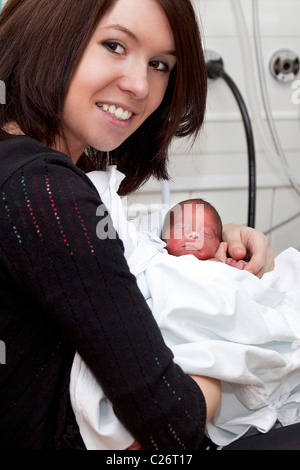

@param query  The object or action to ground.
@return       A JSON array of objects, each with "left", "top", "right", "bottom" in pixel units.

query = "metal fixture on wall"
[{"left": 269, "top": 49, "right": 300, "bottom": 83}]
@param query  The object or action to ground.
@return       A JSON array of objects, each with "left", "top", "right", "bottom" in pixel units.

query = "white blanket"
[{"left": 70, "top": 167, "right": 300, "bottom": 449}]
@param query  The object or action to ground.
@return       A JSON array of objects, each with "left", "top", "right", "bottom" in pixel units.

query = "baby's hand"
[{"left": 226, "top": 258, "right": 248, "bottom": 270}]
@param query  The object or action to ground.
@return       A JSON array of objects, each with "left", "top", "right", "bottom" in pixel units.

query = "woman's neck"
[
  {"left": 3, "top": 122, "right": 24, "bottom": 136},
  {"left": 3, "top": 122, "right": 81, "bottom": 165}
]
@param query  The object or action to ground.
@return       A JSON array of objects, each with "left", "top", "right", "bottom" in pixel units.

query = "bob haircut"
[{"left": 0, "top": 0, "right": 207, "bottom": 195}]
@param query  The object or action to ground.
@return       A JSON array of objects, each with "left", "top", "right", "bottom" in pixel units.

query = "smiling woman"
[
  {"left": 0, "top": 0, "right": 207, "bottom": 195},
  {"left": 0, "top": 0, "right": 276, "bottom": 451},
  {"left": 60, "top": 0, "right": 178, "bottom": 162},
  {"left": 0, "top": 0, "right": 210, "bottom": 451}
]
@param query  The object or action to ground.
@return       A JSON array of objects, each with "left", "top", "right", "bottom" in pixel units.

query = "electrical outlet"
[
  {"left": 270, "top": 49, "right": 300, "bottom": 82},
  {"left": 205, "top": 50, "right": 224, "bottom": 66}
]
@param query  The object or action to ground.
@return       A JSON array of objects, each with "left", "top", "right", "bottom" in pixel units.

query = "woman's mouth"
[{"left": 96, "top": 103, "right": 133, "bottom": 121}]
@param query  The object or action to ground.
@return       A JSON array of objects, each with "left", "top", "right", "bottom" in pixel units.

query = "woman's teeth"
[{"left": 98, "top": 103, "right": 133, "bottom": 121}]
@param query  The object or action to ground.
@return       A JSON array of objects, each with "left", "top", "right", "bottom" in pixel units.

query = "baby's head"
[{"left": 161, "top": 198, "right": 222, "bottom": 260}]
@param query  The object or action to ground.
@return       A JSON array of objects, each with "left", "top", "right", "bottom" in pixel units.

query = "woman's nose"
[{"left": 119, "top": 62, "right": 150, "bottom": 99}]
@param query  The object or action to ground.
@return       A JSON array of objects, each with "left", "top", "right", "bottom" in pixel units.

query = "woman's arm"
[
  {"left": 222, "top": 224, "right": 275, "bottom": 278},
  {"left": 190, "top": 375, "right": 221, "bottom": 423},
  {"left": 128, "top": 375, "right": 221, "bottom": 450},
  {"left": 2, "top": 152, "right": 207, "bottom": 450}
]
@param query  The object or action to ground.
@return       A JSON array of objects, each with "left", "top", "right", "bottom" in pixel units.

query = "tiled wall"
[{"left": 128, "top": 0, "right": 300, "bottom": 255}]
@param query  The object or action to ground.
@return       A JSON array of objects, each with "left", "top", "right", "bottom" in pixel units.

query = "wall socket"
[{"left": 270, "top": 49, "right": 300, "bottom": 82}]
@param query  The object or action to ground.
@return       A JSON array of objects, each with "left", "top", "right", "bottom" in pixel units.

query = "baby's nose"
[{"left": 187, "top": 231, "right": 201, "bottom": 240}]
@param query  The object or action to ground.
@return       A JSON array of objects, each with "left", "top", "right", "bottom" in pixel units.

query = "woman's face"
[{"left": 60, "top": 0, "right": 177, "bottom": 161}]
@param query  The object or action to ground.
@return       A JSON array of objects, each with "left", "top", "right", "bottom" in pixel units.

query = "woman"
[{"left": 0, "top": 0, "right": 273, "bottom": 450}]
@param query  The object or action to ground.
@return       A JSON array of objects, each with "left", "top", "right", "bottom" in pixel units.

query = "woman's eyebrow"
[
  {"left": 104, "top": 24, "right": 177, "bottom": 56},
  {"left": 105, "top": 24, "right": 138, "bottom": 41}
]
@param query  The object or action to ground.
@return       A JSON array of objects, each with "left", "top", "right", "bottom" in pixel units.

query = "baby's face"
[{"left": 163, "top": 204, "right": 220, "bottom": 260}]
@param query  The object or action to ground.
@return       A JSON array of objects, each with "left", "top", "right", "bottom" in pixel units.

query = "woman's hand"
[{"left": 222, "top": 224, "right": 275, "bottom": 278}]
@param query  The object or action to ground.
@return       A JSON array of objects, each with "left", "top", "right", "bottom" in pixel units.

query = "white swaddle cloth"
[{"left": 70, "top": 166, "right": 300, "bottom": 449}]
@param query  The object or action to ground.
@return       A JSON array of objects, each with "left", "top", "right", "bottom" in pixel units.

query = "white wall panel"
[
  {"left": 133, "top": 0, "right": 300, "bottom": 255},
  {"left": 268, "top": 187, "right": 300, "bottom": 252}
]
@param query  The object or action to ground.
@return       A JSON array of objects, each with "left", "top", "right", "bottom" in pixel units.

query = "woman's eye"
[
  {"left": 103, "top": 41, "right": 125, "bottom": 55},
  {"left": 150, "top": 60, "right": 169, "bottom": 72}
]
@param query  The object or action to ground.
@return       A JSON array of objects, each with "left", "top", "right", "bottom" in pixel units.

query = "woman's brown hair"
[{"left": 0, "top": 0, "right": 207, "bottom": 195}]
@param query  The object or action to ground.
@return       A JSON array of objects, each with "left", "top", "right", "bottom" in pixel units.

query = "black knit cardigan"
[{"left": 0, "top": 136, "right": 206, "bottom": 450}]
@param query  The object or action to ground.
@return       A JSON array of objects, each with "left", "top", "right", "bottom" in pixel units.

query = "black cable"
[{"left": 206, "top": 60, "right": 256, "bottom": 228}]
